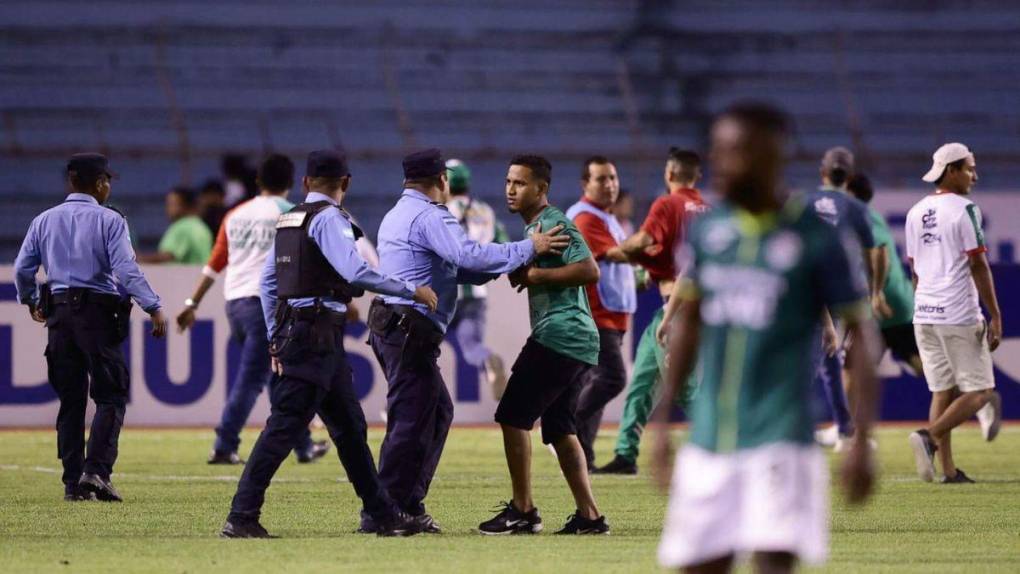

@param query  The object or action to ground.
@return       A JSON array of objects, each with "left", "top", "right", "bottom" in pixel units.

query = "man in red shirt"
[
  {"left": 566, "top": 156, "right": 637, "bottom": 470},
  {"left": 594, "top": 148, "right": 708, "bottom": 475}
]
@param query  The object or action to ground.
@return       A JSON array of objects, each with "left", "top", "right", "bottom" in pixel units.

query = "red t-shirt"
[
  {"left": 634, "top": 187, "right": 708, "bottom": 282},
  {"left": 572, "top": 198, "right": 629, "bottom": 332}
]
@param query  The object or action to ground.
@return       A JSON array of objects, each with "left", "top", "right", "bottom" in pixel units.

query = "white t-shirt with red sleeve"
[
  {"left": 203, "top": 196, "right": 294, "bottom": 301},
  {"left": 905, "top": 191, "right": 987, "bottom": 325}
]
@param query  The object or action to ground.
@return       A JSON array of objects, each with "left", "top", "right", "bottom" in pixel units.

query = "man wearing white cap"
[{"left": 906, "top": 143, "right": 1003, "bottom": 484}]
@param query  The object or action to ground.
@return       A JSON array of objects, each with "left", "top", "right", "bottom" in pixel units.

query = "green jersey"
[
  {"left": 867, "top": 206, "right": 914, "bottom": 328},
  {"left": 682, "top": 198, "right": 868, "bottom": 453},
  {"left": 158, "top": 215, "right": 213, "bottom": 264},
  {"left": 523, "top": 205, "right": 599, "bottom": 366}
]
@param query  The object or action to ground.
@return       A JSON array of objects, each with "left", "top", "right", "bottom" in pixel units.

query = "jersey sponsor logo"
[
  {"left": 922, "top": 232, "right": 942, "bottom": 245},
  {"left": 276, "top": 212, "right": 307, "bottom": 229},
  {"left": 921, "top": 208, "right": 937, "bottom": 230},
  {"left": 813, "top": 197, "right": 839, "bottom": 225},
  {"left": 916, "top": 303, "right": 946, "bottom": 314},
  {"left": 700, "top": 263, "right": 788, "bottom": 329},
  {"left": 703, "top": 221, "right": 738, "bottom": 255},
  {"left": 764, "top": 231, "right": 802, "bottom": 272}
]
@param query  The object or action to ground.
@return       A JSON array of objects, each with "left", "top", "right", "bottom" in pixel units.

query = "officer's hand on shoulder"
[
  {"left": 413, "top": 285, "right": 439, "bottom": 313},
  {"left": 149, "top": 309, "right": 168, "bottom": 339},
  {"left": 529, "top": 222, "right": 570, "bottom": 256}
]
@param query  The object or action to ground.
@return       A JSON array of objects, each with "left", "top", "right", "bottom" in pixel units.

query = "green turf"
[{"left": 0, "top": 426, "right": 1018, "bottom": 573}]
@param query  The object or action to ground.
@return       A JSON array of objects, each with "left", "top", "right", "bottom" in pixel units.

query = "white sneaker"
[
  {"left": 976, "top": 391, "right": 1002, "bottom": 442},
  {"left": 815, "top": 425, "right": 840, "bottom": 448},
  {"left": 834, "top": 436, "right": 878, "bottom": 453}
]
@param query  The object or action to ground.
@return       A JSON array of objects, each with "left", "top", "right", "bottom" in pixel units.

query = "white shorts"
[
  {"left": 915, "top": 322, "right": 995, "bottom": 393},
  {"left": 658, "top": 443, "right": 829, "bottom": 568}
]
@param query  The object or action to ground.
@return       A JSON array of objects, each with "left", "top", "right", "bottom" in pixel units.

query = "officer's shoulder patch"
[{"left": 276, "top": 211, "right": 308, "bottom": 229}]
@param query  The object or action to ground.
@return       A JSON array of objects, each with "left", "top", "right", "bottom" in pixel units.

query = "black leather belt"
[
  {"left": 290, "top": 305, "right": 346, "bottom": 325},
  {"left": 52, "top": 288, "right": 122, "bottom": 307}
]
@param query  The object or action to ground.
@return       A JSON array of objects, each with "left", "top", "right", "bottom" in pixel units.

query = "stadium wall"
[{"left": 1, "top": 192, "right": 1018, "bottom": 427}]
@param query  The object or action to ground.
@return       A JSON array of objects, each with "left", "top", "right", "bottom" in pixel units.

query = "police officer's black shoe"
[
  {"left": 64, "top": 485, "right": 96, "bottom": 502},
  {"left": 414, "top": 513, "right": 442, "bottom": 534},
  {"left": 79, "top": 474, "right": 122, "bottom": 502},
  {"left": 207, "top": 450, "right": 244, "bottom": 465},
  {"left": 592, "top": 455, "right": 638, "bottom": 475},
  {"left": 375, "top": 512, "right": 422, "bottom": 537},
  {"left": 295, "top": 440, "right": 331, "bottom": 463},
  {"left": 220, "top": 519, "right": 277, "bottom": 539},
  {"left": 554, "top": 512, "right": 610, "bottom": 535}
]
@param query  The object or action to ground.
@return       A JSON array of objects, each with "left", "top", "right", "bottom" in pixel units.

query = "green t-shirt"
[
  {"left": 867, "top": 207, "right": 914, "bottom": 328},
  {"left": 683, "top": 199, "right": 868, "bottom": 453},
  {"left": 523, "top": 205, "right": 600, "bottom": 366},
  {"left": 158, "top": 215, "right": 213, "bottom": 264}
]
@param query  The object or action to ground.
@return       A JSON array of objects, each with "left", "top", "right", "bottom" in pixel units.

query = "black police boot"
[
  {"left": 64, "top": 484, "right": 96, "bottom": 502},
  {"left": 79, "top": 474, "right": 123, "bottom": 502},
  {"left": 295, "top": 440, "right": 331, "bottom": 464},
  {"left": 220, "top": 519, "right": 277, "bottom": 539},
  {"left": 207, "top": 450, "right": 244, "bottom": 465}
]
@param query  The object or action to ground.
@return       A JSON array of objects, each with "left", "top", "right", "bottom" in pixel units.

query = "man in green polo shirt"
[
  {"left": 478, "top": 154, "right": 609, "bottom": 536},
  {"left": 139, "top": 186, "right": 213, "bottom": 264},
  {"left": 651, "top": 103, "right": 880, "bottom": 573}
]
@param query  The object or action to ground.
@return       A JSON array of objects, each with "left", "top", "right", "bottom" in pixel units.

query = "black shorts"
[
  {"left": 494, "top": 338, "right": 592, "bottom": 444},
  {"left": 882, "top": 323, "right": 920, "bottom": 364}
]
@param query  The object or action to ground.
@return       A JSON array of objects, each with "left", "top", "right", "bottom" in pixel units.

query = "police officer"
[
  {"left": 14, "top": 153, "right": 168, "bottom": 502},
  {"left": 221, "top": 150, "right": 439, "bottom": 539},
  {"left": 365, "top": 148, "right": 569, "bottom": 533}
]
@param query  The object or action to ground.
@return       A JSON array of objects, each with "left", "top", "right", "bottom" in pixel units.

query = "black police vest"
[{"left": 274, "top": 201, "right": 366, "bottom": 302}]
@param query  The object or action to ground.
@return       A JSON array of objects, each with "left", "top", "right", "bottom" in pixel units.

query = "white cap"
[{"left": 922, "top": 142, "right": 974, "bottom": 183}]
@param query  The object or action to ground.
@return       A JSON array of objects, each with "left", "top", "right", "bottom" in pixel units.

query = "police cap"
[
  {"left": 66, "top": 153, "right": 116, "bottom": 179},
  {"left": 306, "top": 149, "right": 350, "bottom": 178},
  {"left": 403, "top": 148, "right": 445, "bottom": 180}
]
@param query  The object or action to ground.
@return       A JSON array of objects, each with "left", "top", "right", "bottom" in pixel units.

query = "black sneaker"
[
  {"left": 908, "top": 429, "right": 938, "bottom": 483},
  {"left": 554, "top": 512, "right": 610, "bottom": 535},
  {"left": 296, "top": 440, "right": 331, "bottom": 463},
  {"left": 414, "top": 513, "right": 442, "bottom": 534},
  {"left": 376, "top": 512, "right": 422, "bottom": 537},
  {"left": 356, "top": 511, "right": 378, "bottom": 534},
  {"left": 478, "top": 501, "right": 542, "bottom": 535},
  {"left": 220, "top": 519, "right": 276, "bottom": 539},
  {"left": 79, "top": 474, "right": 123, "bottom": 502},
  {"left": 941, "top": 468, "right": 976, "bottom": 484},
  {"left": 207, "top": 450, "right": 244, "bottom": 465},
  {"left": 592, "top": 455, "right": 637, "bottom": 475},
  {"left": 64, "top": 485, "right": 95, "bottom": 502}
]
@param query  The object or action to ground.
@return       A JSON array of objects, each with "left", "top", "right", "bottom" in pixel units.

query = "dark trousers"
[
  {"left": 370, "top": 327, "right": 453, "bottom": 516},
  {"left": 45, "top": 300, "right": 129, "bottom": 487},
  {"left": 228, "top": 316, "right": 395, "bottom": 524},
  {"left": 575, "top": 328, "right": 627, "bottom": 468},
  {"left": 215, "top": 297, "right": 312, "bottom": 456}
]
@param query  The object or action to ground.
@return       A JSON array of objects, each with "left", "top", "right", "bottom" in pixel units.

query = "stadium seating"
[{"left": 2, "top": 0, "right": 1019, "bottom": 256}]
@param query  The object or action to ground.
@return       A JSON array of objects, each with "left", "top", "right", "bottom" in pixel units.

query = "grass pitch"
[{"left": 1, "top": 425, "right": 1018, "bottom": 573}]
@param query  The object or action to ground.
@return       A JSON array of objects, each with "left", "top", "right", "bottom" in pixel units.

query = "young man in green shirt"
[
  {"left": 651, "top": 103, "right": 880, "bottom": 573},
  {"left": 139, "top": 186, "right": 213, "bottom": 264},
  {"left": 479, "top": 155, "right": 609, "bottom": 536}
]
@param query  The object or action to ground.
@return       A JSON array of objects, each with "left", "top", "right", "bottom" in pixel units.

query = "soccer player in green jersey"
[
  {"left": 479, "top": 155, "right": 609, "bottom": 536},
  {"left": 651, "top": 103, "right": 881, "bottom": 573}
]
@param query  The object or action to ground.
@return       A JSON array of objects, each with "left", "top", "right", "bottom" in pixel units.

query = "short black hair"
[
  {"left": 933, "top": 158, "right": 968, "bottom": 186},
  {"left": 581, "top": 155, "right": 612, "bottom": 181},
  {"left": 668, "top": 148, "right": 701, "bottom": 169},
  {"left": 168, "top": 185, "right": 198, "bottom": 207},
  {"left": 846, "top": 174, "right": 874, "bottom": 204},
  {"left": 68, "top": 171, "right": 104, "bottom": 192},
  {"left": 717, "top": 101, "right": 791, "bottom": 139},
  {"left": 510, "top": 154, "right": 552, "bottom": 185},
  {"left": 259, "top": 154, "right": 295, "bottom": 193},
  {"left": 828, "top": 168, "right": 850, "bottom": 187},
  {"left": 404, "top": 173, "right": 445, "bottom": 190}
]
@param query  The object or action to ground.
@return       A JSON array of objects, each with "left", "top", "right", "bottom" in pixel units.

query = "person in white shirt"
[
  {"left": 905, "top": 143, "right": 1003, "bottom": 484},
  {"left": 176, "top": 154, "right": 329, "bottom": 465}
]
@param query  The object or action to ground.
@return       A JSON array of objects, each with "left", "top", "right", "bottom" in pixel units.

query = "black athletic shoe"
[
  {"left": 554, "top": 512, "right": 610, "bottom": 535},
  {"left": 592, "top": 455, "right": 637, "bottom": 475},
  {"left": 78, "top": 474, "right": 123, "bottom": 502},
  {"left": 356, "top": 511, "right": 378, "bottom": 534},
  {"left": 207, "top": 450, "right": 244, "bottom": 465},
  {"left": 478, "top": 501, "right": 543, "bottom": 535},
  {"left": 414, "top": 513, "right": 442, "bottom": 534},
  {"left": 220, "top": 519, "right": 276, "bottom": 539},
  {"left": 64, "top": 485, "right": 95, "bottom": 502},
  {"left": 375, "top": 512, "right": 422, "bottom": 537},
  {"left": 908, "top": 429, "right": 938, "bottom": 483},
  {"left": 296, "top": 440, "right": 331, "bottom": 463},
  {"left": 941, "top": 468, "right": 976, "bottom": 484}
]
